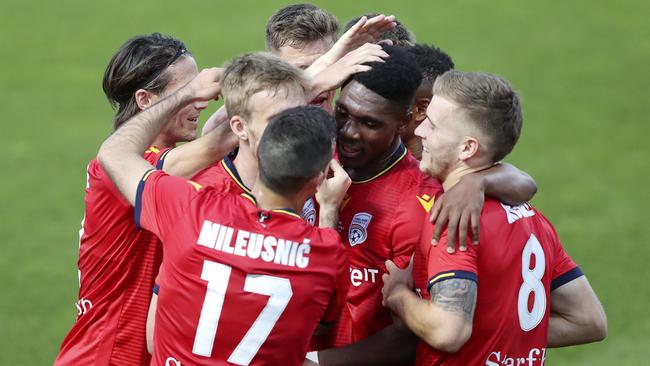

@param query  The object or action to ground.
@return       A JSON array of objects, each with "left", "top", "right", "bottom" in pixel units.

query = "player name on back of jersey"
[{"left": 196, "top": 220, "right": 311, "bottom": 268}]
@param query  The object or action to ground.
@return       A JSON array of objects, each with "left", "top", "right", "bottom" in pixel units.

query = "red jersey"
[
  {"left": 413, "top": 199, "right": 583, "bottom": 366},
  {"left": 136, "top": 170, "right": 349, "bottom": 366},
  {"left": 191, "top": 155, "right": 251, "bottom": 195},
  {"left": 329, "top": 144, "right": 443, "bottom": 347},
  {"left": 55, "top": 146, "right": 167, "bottom": 366}
]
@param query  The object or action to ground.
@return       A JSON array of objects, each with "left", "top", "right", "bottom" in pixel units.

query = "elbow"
[
  {"left": 591, "top": 310, "right": 608, "bottom": 342},
  {"left": 423, "top": 323, "right": 472, "bottom": 354}
]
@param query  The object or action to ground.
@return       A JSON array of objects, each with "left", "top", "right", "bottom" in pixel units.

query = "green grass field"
[{"left": 1, "top": 0, "right": 648, "bottom": 364}]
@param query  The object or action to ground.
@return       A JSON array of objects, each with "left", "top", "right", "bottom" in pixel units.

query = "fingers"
[
  {"left": 445, "top": 211, "right": 458, "bottom": 254},
  {"left": 431, "top": 202, "right": 447, "bottom": 245},
  {"left": 458, "top": 211, "right": 470, "bottom": 252},
  {"left": 470, "top": 210, "right": 480, "bottom": 245},
  {"left": 385, "top": 259, "right": 397, "bottom": 274},
  {"left": 429, "top": 198, "right": 442, "bottom": 224}
]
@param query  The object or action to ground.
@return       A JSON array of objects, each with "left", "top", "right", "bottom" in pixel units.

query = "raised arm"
[
  {"left": 382, "top": 260, "right": 476, "bottom": 354},
  {"left": 97, "top": 67, "right": 223, "bottom": 204},
  {"left": 430, "top": 162, "right": 537, "bottom": 252},
  {"left": 548, "top": 276, "right": 607, "bottom": 347},
  {"left": 158, "top": 109, "right": 237, "bottom": 179}
]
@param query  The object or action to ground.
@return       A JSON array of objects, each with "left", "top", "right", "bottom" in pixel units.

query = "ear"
[
  {"left": 229, "top": 115, "right": 249, "bottom": 141},
  {"left": 413, "top": 97, "right": 431, "bottom": 123},
  {"left": 134, "top": 89, "right": 156, "bottom": 111},
  {"left": 459, "top": 136, "right": 480, "bottom": 161}
]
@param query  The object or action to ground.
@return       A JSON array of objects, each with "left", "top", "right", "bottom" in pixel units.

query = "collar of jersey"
[
  {"left": 221, "top": 155, "right": 253, "bottom": 194},
  {"left": 239, "top": 193, "right": 302, "bottom": 219},
  {"left": 351, "top": 143, "right": 407, "bottom": 184}
]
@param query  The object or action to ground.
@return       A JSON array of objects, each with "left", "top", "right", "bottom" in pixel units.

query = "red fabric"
[
  {"left": 137, "top": 171, "right": 348, "bottom": 366},
  {"left": 413, "top": 199, "right": 580, "bottom": 366},
  {"left": 54, "top": 146, "right": 167, "bottom": 366}
]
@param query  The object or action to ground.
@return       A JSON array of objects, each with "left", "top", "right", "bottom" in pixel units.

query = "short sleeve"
[
  {"left": 134, "top": 170, "right": 203, "bottom": 240},
  {"left": 425, "top": 229, "right": 478, "bottom": 293},
  {"left": 390, "top": 177, "right": 443, "bottom": 268},
  {"left": 550, "top": 238, "right": 583, "bottom": 291},
  {"left": 321, "top": 229, "right": 350, "bottom": 323}
]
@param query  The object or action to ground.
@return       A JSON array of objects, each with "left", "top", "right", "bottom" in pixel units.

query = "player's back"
[
  {"left": 415, "top": 199, "right": 581, "bottom": 365},
  {"left": 152, "top": 190, "right": 348, "bottom": 366},
  {"left": 55, "top": 147, "right": 165, "bottom": 366}
]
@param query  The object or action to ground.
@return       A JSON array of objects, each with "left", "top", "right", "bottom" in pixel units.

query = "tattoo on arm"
[{"left": 430, "top": 279, "right": 477, "bottom": 320}]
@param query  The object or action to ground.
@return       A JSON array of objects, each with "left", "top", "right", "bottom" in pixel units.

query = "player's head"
[
  {"left": 416, "top": 71, "right": 523, "bottom": 182},
  {"left": 258, "top": 106, "right": 335, "bottom": 197},
  {"left": 401, "top": 43, "right": 455, "bottom": 159},
  {"left": 335, "top": 44, "right": 422, "bottom": 169},
  {"left": 102, "top": 33, "right": 206, "bottom": 143},
  {"left": 344, "top": 13, "right": 414, "bottom": 46},
  {"left": 222, "top": 52, "right": 308, "bottom": 154},
  {"left": 265, "top": 4, "right": 339, "bottom": 69}
]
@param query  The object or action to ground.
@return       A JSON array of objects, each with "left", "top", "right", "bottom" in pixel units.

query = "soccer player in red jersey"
[
  {"left": 54, "top": 34, "right": 236, "bottom": 366},
  {"left": 311, "top": 45, "right": 539, "bottom": 366},
  {"left": 95, "top": 62, "right": 353, "bottom": 365},
  {"left": 382, "top": 71, "right": 607, "bottom": 365}
]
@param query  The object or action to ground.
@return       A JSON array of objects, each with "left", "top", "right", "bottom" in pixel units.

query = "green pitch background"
[{"left": 1, "top": 0, "right": 648, "bottom": 364}]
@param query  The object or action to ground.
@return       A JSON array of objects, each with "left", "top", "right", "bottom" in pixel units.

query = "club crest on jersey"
[
  {"left": 349, "top": 212, "right": 372, "bottom": 246},
  {"left": 301, "top": 197, "right": 316, "bottom": 226}
]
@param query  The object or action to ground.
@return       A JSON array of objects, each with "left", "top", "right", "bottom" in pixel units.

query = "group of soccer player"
[{"left": 54, "top": 3, "right": 608, "bottom": 366}]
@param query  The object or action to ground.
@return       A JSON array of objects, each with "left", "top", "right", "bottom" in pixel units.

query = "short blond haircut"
[
  {"left": 434, "top": 71, "right": 523, "bottom": 162},
  {"left": 222, "top": 52, "right": 307, "bottom": 120}
]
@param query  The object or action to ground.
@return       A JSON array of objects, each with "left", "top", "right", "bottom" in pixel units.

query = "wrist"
[
  {"left": 386, "top": 284, "right": 410, "bottom": 312},
  {"left": 318, "top": 205, "right": 339, "bottom": 228}
]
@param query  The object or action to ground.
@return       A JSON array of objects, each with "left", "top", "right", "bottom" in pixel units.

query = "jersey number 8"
[
  {"left": 193, "top": 260, "right": 293, "bottom": 365},
  {"left": 518, "top": 234, "right": 546, "bottom": 331}
]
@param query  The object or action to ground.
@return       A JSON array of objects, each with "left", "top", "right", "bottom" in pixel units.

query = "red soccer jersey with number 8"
[{"left": 412, "top": 199, "right": 582, "bottom": 366}]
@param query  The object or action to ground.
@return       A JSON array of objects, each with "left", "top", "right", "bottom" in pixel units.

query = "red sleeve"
[
  {"left": 321, "top": 229, "right": 350, "bottom": 323},
  {"left": 390, "top": 177, "right": 443, "bottom": 268},
  {"left": 134, "top": 170, "right": 203, "bottom": 240},
  {"left": 547, "top": 223, "right": 583, "bottom": 291},
  {"left": 425, "top": 230, "right": 478, "bottom": 293}
]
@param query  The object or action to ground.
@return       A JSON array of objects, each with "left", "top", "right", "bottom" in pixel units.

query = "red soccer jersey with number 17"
[
  {"left": 329, "top": 144, "right": 443, "bottom": 347},
  {"left": 54, "top": 146, "right": 166, "bottom": 366},
  {"left": 136, "top": 170, "right": 349, "bottom": 366},
  {"left": 412, "top": 199, "right": 583, "bottom": 366}
]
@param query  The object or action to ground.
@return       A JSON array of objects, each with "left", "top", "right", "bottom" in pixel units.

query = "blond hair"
[
  {"left": 222, "top": 52, "right": 307, "bottom": 120},
  {"left": 434, "top": 71, "right": 523, "bottom": 162}
]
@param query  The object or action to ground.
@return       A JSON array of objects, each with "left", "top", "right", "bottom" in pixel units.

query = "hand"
[
  {"left": 186, "top": 67, "right": 224, "bottom": 102},
  {"left": 382, "top": 258, "right": 413, "bottom": 309},
  {"left": 305, "top": 14, "right": 396, "bottom": 77},
  {"left": 202, "top": 105, "right": 229, "bottom": 135},
  {"left": 316, "top": 159, "right": 351, "bottom": 209},
  {"left": 430, "top": 174, "right": 485, "bottom": 253},
  {"left": 309, "top": 43, "right": 389, "bottom": 98}
]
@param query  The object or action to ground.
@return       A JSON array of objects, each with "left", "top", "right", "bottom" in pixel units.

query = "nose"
[
  {"left": 194, "top": 100, "right": 209, "bottom": 111},
  {"left": 414, "top": 121, "right": 426, "bottom": 139},
  {"left": 339, "top": 119, "right": 360, "bottom": 140}
]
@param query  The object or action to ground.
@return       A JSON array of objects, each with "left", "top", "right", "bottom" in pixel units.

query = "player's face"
[
  {"left": 416, "top": 95, "right": 463, "bottom": 180},
  {"left": 156, "top": 56, "right": 207, "bottom": 143},
  {"left": 245, "top": 85, "right": 307, "bottom": 153},
  {"left": 335, "top": 81, "right": 407, "bottom": 169}
]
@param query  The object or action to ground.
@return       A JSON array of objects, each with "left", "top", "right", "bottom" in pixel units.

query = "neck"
[
  {"left": 232, "top": 143, "right": 259, "bottom": 189},
  {"left": 252, "top": 183, "right": 305, "bottom": 213},
  {"left": 442, "top": 162, "right": 493, "bottom": 191},
  {"left": 346, "top": 137, "right": 402, "bottom": 181},
  {"left": 405, "top": 137, "right": 422, "bottom": 161},
  {"left": 152, "top": 134, "right": 177, "bottom": 149}
]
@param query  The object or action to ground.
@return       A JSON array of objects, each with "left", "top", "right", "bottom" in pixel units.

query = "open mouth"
[{"left": 338, "top": 142, "right": 362, "bottom": 157}]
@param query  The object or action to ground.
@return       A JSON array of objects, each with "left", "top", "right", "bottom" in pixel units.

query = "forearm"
[
  {"left": 388, "top": 286, "right": 446, "bottom": 349},
  {"left": 477, "top": 162, "right": 537, "bottom": 205},
  {"left": 162, "top": 122, "right": 237, "bottom": 178},
  {"left": 318, "top": 206, "right": 340, "bottom": 228},
  {"left": 318, "top": 322, "right": 416, "bottom": 366}
]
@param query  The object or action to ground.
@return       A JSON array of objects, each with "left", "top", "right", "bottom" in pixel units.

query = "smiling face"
[
  {"left": 334, "top": 80, "right": 408, "bottom": 173},
  {"left": 154, "top": 56, "right": 207, "bottom": 143},
  {"left": 415, "top": 95, "right": 464, "bottom": 181}
]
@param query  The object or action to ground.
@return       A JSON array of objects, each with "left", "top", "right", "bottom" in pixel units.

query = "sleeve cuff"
[
  {"left": 134, "top": 169, "right": 156, "bottom": 230},
  {"left": 153, "top": 283, "right": 160, "bottom": 295},
  {"left": 427, "top": 270, "right": 477, "bottom": 293},
  {"left": 551, "top": 266, "right": 584, "bottom": 291},
  {"left": 155, "top": 148, "right": 174, "bottom": 170}
]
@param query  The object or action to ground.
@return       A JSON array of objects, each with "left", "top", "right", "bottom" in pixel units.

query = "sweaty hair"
[
  {"left": 222, "top": 52, "right": 306, "bottom": 121},
  {"left": 434, "top": 71, "right": 523, "bottom": 162},
  {"left": 406, "top": 43, "right": 454, "bottom": 87},
  {"left": 351, "top": 44, "right": 422, "bottom": 109},
  {"left": 344, "top": 13, "right": 415, "bottom": 46},
  {"left": 102, "top": 33, "right": 190, "bottom": 130},
  {"left": 258, "top": 106, "right": 334, "bottom": 195},
  {"left": 265, "top": 3, "right": 339, "bottom": 52}
]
